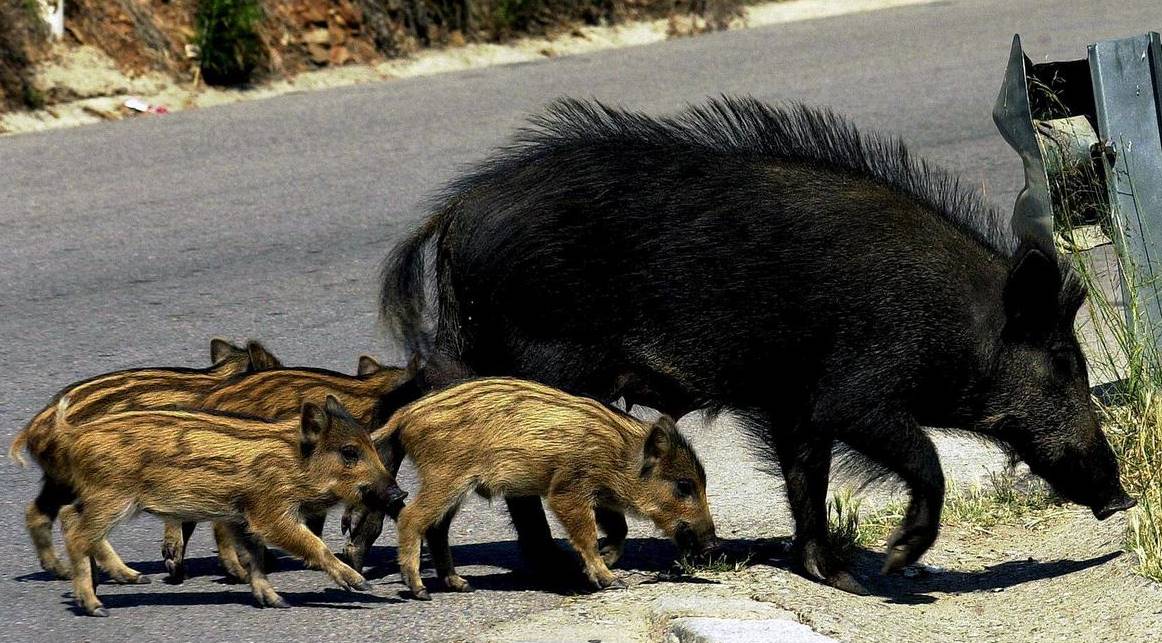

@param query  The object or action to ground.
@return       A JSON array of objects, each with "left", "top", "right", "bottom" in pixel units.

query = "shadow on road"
[
  {"left": 827, "top": 547, "right": 1127, "bottom": 603},
  {"left": 61, "top": 586, "right": 403, "bottom": 616}
]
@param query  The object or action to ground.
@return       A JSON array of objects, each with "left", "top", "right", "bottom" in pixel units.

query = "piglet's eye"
[
  {"left": 340, "top": 445, "right": 360, "bottom": 464},
  {"left": 675, "top": 478, "right": 695, "bottom": 498}
]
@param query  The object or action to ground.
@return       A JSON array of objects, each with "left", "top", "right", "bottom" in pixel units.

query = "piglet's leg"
[
  {"left": 223, "top": 523, "right": 287, "bottom": 609},
  {"left": 61, "top": 503, "right": 126, "bottom": 617},
  {"left": 161, "top": 520, "right": 194, "bottom": 582},
  {"left": 595, "top": 508, "right": 628, "bottom": 567},
  {"left": 246, "top": 512, "right": 370, "bottom": 593},
  {"left": 212, "top": 521, "right": 251, "bottom": 582},
  {"left": 546, "top": 490, "right": 624, "bottom": 590},
  {"left": 92, "top": 539, "right": 150, "bottom": 584},
  {"left": 427, "top": 511, "right": 471, "bottom": 592}
]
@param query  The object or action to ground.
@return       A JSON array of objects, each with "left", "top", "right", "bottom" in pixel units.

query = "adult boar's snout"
[
  {"left": 1092, "top": 492, "right": 1137, "bottom": 520},
  {"left": 362, "top": 481, "right": 408, "bottom": 510}
]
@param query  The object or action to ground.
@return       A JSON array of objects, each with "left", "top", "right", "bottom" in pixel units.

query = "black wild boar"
[
  {"left": 373, "top": 97, "right": 1136, "bottom": 593},
  {"left": 53, "top": 395, "right": 402, "bottom": 616},
  {"left": 8, "top": 338, "right": 281, "bottom": 580},
  {"left": 375, "top": 377, "right": 716, "bottom": 599}
]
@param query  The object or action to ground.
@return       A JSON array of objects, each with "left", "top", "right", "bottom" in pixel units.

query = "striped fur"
[
  {"left": 54, "top": 396, "right": 400, "bottom": 616},
  {"left": 369, "top": 377, "right": 716, "bottom": 597},
  {"left": 9, "top": 339, "right": 280, "bottom": 580},
  {"left": 157, "top": 355, "right": 417, "bottom": 581}
]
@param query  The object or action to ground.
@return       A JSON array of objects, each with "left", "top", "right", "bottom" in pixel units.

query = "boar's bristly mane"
[{"left": 455, "top": 96, "right": 1013, "bottom": 258}]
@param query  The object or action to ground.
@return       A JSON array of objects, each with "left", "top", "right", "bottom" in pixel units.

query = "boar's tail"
[
  {"left": 380, "top": 206, "right": 451, "bottom": 360},
  {"left": 8, "top": 397, "right": 68, "bottom": 468},
  {"left": 8, "top": 428, "right": 29, "bottom": 467}
]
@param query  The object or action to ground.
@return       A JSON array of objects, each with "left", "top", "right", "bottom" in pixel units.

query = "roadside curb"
[
  {"left": 666, "top": 617, "right": 839, "bottom": 643},
  {"left": 650, "top": 597, "right": 837, "bottom": 643}
]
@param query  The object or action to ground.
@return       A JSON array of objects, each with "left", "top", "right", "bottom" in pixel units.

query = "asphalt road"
[{"left": 1, "top": 0, "right": 1158, "bottom": 640}]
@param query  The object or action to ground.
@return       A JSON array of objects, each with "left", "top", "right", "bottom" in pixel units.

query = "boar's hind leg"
[
  {"left": 60, "top": 501, "right": 131, "bottom": 616},
  {"left": 224, "top": 523, "right": 288, "bottom": 609},
  {"left": 212, "top": 521, "right": 252, "bottom": 582},
  {"left": 837, "top": 415, "right": 944, "bottom": 575},
  {"left": 26, "top": 477, "right": 74, "bottom": 578},
  {"left": 506, "top": 496, "right": 576, "bottom": 570},
  {"left": 595, "top": 508, "right": 628, "bottom": 567},
  {"left": 768, "top": 421, "right": 867, "bottom": 595},
  {"left": 427, "top": 511, "right": 472, "bottom": 592},
  {"left": 162, "top": 520, "right": 196, "bottom": 582},
  {"left": 246, "top": 512, "right": 371, "bottom": 594},
  {"left": 91, "top": 539, "right": 149, "bottom": 584},
  {"left": 397, "top": 485, "right": 469, "bottom": 600}
]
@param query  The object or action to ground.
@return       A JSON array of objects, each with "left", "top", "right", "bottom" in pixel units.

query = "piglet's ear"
[
  {"left": 324, "top": 394, "right": 348, "bottom": 419},
  {"left": 300, "top": 401, "right": 330, "bottom": 458},
  {"left": 210, "top": 338, "right": 244, "bottom": 365},
  {"left": 357, "top": 355, "right": 382, "bottom": 376},
  {"left": 1004, "top": 244, "right": 1062, "bottom": 338},
  {"left": 246, "top": 341, "right": 282, "bottom": 371},
  {"left": 643, "top": 415, "right": 677, "bottom": 468}
]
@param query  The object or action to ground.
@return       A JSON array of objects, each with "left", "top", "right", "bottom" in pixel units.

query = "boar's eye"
[
  {"left": 340, "top": 445, "right": 360, "bottom": 465},
  {"left": 675, "top": 478, "right": 695, "bottom": 498}
]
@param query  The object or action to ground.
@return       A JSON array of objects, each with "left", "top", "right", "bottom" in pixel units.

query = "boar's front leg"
[
  {"left": 768, "top": 419, "right": 867, "bottom": 595},
  {"left": 546, "top": 485, "right": 625, "bottom": 591},
  {"left": 837, "top": 414, "right": 944, "bottom": 574},
  {"left": 246, "top": 511, "right": 371, "bottom": 593}
]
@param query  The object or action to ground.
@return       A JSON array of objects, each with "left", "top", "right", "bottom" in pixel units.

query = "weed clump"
[{"left": 194, "top": 0, "right": 266, "bottom": 86}]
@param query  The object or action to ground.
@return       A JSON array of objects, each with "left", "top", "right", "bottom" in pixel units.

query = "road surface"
[{"left": 0, "top": 0, "right": 1156, "bottom": 639}]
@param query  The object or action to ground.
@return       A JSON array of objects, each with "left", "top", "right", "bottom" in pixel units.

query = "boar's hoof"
[
  {"left": 411, "top": 587, "right": 432, "bottom": 601},
  {"left": 85, "top": 605, "right": 109, "bottom": 618},
  {"left": 353, "top": 579, "right": 373, "bottom": 592},
  {"left": 881, "top": 525, "right": 936, "bottom": 575},
  {"left": 43, "top": 562, "right": 72, "bottom": 579},
  {"left": 882, "top": 544, "right": 912, "bottom": 575},
  {"left": 827, "top": 570, "right": 869, "bottom": 596},
  {"left": 164, "top": 559, "right": 185, "bottom": 584},
  {"left": 127, "top": 574, "right": 151, "bottom": 585},
  {"left": 443, "top": 575, "right": 474, "bottom": 593},
  {"left": 598, "top": 541, "right": 624, "bottom": 567}
]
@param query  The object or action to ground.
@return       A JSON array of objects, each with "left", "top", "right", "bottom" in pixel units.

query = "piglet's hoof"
[
  {"left": 597, "top": 576, "right": 627, "bottom": 591},
  {"left": 258, "top": 594, "right": 291, "bottom": 609}
]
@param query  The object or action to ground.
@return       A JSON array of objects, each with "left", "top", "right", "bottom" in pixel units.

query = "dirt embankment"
[{"left": 0, "top": 0, "right": 739, "bottom": 112}]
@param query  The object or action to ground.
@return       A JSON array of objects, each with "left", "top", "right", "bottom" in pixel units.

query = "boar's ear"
[
  {"left": 357, "top": 355, "right": 382, "bottom": 376},
  {"left": 209, "top": 338, "right": 244, "bottom": 365},
  {"left": 300, "top": 401, "right": 330, "bottom": 458},
  {"left": 1004, "top": 244, "right": 1062, "bottom": 338},
  {"left": 246, "top": 341, "right": 282, "bottom": 371},
  {"left": 643, "top": 415, "right": 678, "bottom": 470}
]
